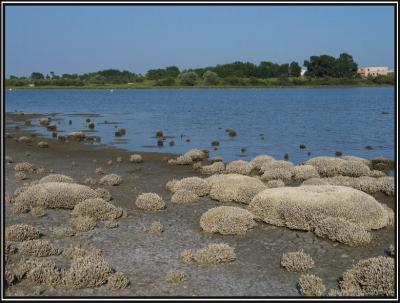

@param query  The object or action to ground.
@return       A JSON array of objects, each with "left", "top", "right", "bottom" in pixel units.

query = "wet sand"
[{"left": 4, "top": 113, "right": 395, "bottom": 297}]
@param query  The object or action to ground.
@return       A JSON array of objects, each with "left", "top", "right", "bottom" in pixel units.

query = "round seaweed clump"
[
  {"left": 281, "top": 250, "right": 314, "bottom": 272},
  {"left": 72, "top": 198, "right": 124, "bottom": 221},
  {"left": 171, "top": 190, "right": 200, "bottom": 204},
  {"left": 200, "top": 162, "right": 225, "bottom": 175},
  {"left": 338, "top": 256, "right": 394, "bottom": 296},
  {"left": 248, "top": 185, "right": 390, "bottom": 233},
  {"left": 225, "top": 160, "right": 252, "bottom": 175},
  {"left": 135, "top": 193, "right": 165, "bottom": 211},
  {"left": 207, "top": 174, "right": 266, "bottom": 204},
  {"left": 6, "top": 224, "right": 40, "bottom": 242},
  {"left": 38, "top": 174, "right": 75, "bottom": 184},
  {"left": 298, "top": 274, "right": 326, "bottom": 296},
  {"left": 169, "top": 177, "right": 210, "bottom": 196},
  {"left": 99, "top": 174, "right": 123, "bottom": 186},
  {"left": 200, "top": 206, "right": 256, "bottom": 235},
  {"left": 14, "top": 182, "right": 99, "bottom": 210}
]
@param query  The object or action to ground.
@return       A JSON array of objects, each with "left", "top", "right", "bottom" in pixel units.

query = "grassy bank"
[{"left": 6, "top": 77, "right": 394, "bottom": 90}]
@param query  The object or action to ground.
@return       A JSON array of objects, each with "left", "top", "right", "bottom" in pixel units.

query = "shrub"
[
  {"left": 292, "top": 165, "right": 319, "bottom": 182},
  {"left": 15, "top": 172, "right": 27, "bottom": 181},
  {"left": 94, "top": 187, "right": 112, "bottom": 201},
  {"left": 250, "top": 155, "right": 275, "bottom": 171},
  {"left": 266, "top": 179, "right": 285, "bottom": 188},
  {"left": 70, "top": 216, "right": 97, "bottom": 232},
  {"left": 149, "top": 221, "right": 164, "bottom": 234},
  {"left": 14, "top": 162, "right": 35, "bottom": 172},
  {"left": 203, "top": 70, "right": 219, "bottom": 85},
  {"left": 179, "top": 71, "right": 198, "bottom": 86},
  {"left": 37, "top": 141, "right": 49, "bottom": 148},
  {"left": 192, "top": 243, "right": 236, "bottom": 264}
]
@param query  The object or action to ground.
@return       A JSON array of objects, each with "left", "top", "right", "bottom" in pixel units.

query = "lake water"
[{"left": 5, "top": 87, "right": 395, "bottom": 163}]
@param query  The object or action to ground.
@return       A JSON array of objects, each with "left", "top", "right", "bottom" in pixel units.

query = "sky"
[{"left": 5, "top": 5, "right": 395, "bottom": 77}]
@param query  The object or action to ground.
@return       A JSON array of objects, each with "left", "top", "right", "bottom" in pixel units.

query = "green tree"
[
  {"left": 289, "top": 62, "right": 301, "bottom": 77},
  {"left": 203, "top": 70, "right": 219, "bottom": 85},
  {"left": 304, "top": 55, "right": 336, "bottom": 77},
  {"left": 333, "top": 53, "right": 358, "bottom": 78},
  {"left": 179, "top": 71, "right": 198, "bottom": 86},
  {"left": 30, "top": 72, "right": 44, "bottom": 80}
]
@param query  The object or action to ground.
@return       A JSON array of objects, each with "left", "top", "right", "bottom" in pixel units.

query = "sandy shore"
[{"left": 4, "top": 113, "right": 395, "bottom": 297}]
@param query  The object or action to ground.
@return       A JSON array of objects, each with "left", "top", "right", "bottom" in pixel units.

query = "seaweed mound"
[
  {"left": 99, "top": 174, "right": 123, "bottom": 186},
  {"left": 14, "top": 182, "right": 99, "bottom": 210},
  {"left": 165, "top": 269, "right": 186, "bottom": 283},
  {"left": 266, "top": 179, "right": 285, "bottom": 188},
  {"left": 298, "top": 274, "right": 326, "bottom": 296},
  {"left": 200, "top": 162, "right": 225, "bottom": 175},
  {"left": 14, "top": 162, "right": 35, "bottom": 172},
  {"left": 184, "top": 149, "right": 208, "bottom": 161},
  {"left": 135, "top": 193, "right": 165, "bottom": 211},
  {"left": 181, "top": 243, "right": 236, "bottom": 264},
  {"left": 70, "top": 216, "right": 97, "bottom": 232},
  {"left": 72, "top": 198, "right": 124, "bottom": 221},
  {"left": 168, "top": 177, "right": 210, "bottom": 196},
  {"left": 38, "top": 174, "right": 75, "bottom": 184},
  {"left": 281, "top": 250, "right": 314, "bottom": 272},
  {"left": 313, "top": 216, "right": 372, "bottom": 246},
  {"left": 248, "top": 185, "right": 390, "bottom": 233},
  {"left": 171, "top": 190, "right": 199, "bottom": 204},
  {"left": 6, "top": 224, "right": 40, "bottom": 242},
  {"left": 200, "top": 206, "right": 256, "bottom": 235},
  {"left": 250, "top": 155, "right": 275, "bottom": 171},
  {"left": 63, "top": 252, "right": 112, "bottom": 289},
  {"left": 336, "top": 256, "right": 394, "bottom": 296},
  {"left": 207, "top": 174, "right": 266, "bottom": 204},
  {"left": 305, "top": 156, "right": 371, "bottom": 177},
  {"left": 20, "top": 239, "right": 62, "bottom": 257},
  {"left": 107, "top": 272, "right": 130, "bottom": 290},
  {"left": 225, "top": 160, "right": 252, "bottom": 175},
  {"left": 129, "top": 154, "right": 143, "bottom": 163},
  {"left": 292, "top": 165, "right": 320, "bottom": 182},
  {"left": 302, "top": 175, "right": 394, "bottom": 196}
]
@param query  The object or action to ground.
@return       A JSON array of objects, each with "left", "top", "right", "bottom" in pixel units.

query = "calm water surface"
[{"left": 5, "top": 88, "right": 395, "bottom": 163}]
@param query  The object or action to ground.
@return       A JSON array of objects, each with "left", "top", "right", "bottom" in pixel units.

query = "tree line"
[{"left": 5, "top": 53, "right": 393, "bottom": 87}]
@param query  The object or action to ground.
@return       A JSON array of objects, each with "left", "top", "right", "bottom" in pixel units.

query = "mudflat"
[{"left": 4, "top": 113, "right": 394, "bottom": 297}]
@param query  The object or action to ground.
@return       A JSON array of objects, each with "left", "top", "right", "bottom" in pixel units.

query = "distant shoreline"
[{"left": 5, "top": 83, "right": 394, "bottom": 90}]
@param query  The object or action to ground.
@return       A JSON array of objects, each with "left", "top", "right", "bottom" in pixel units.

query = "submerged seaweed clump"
[
  {"left": 200, "top": 206, "right": 256, "bottom": 235},
  {"left": 281, "top": 250, "right": 314, "bottom": 272}
]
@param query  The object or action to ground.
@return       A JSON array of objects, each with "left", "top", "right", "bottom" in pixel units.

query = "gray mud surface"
[{"left": 4, "top": 113, "right": 395, "bottom": 297}]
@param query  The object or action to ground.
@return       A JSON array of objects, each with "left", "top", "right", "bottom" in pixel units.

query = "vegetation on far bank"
[{"left": 6, "top": 53, "right": 394, "bottom": 89}]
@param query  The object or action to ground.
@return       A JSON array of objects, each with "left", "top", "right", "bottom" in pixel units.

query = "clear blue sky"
[{"left": 5, "top": 5, "right": 395, "bottom": 77}]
